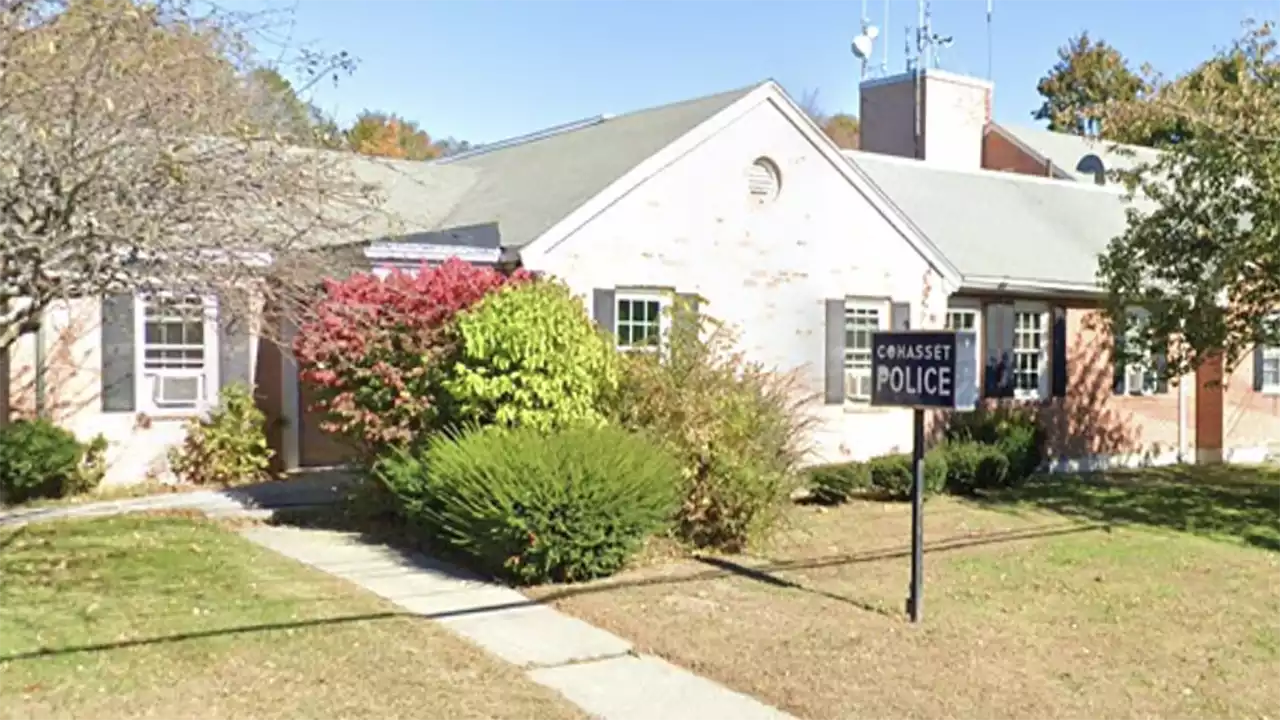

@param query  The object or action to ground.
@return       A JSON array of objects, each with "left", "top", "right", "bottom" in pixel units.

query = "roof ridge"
[{"left": 841, "top": 149, "right": 1133, "bottom": 197}]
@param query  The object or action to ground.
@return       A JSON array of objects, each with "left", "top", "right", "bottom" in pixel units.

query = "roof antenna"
[
  {"left": 986, "top": 0, "right": 994, "bottom": 80},
  {"left": 851, "top": 0, "right": 881, "bottom": 80}
]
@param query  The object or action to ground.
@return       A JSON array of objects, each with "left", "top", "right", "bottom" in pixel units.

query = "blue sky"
[{"left": 237, "top": 0, "right": 1279, "bottom": 144}]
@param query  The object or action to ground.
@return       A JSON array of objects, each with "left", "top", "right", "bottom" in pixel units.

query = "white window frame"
[
  {"left": 1011, "top": 302, "right": 1050, "bottom": 401},
  {"left": 1117, "top": 306, "right": 1161, "bottom": 396},
  {"left": 614, "top": 290, "right": 670, "bottom": 354},
  {"left": 844, "top": 298, "right": 889, "bottom": 404},
  {"left": 134, "top": 293, "right": 219, "bottom": 416},
  {"left": 1262, "top": 345, "right": 1280, "bottom": 394},
  {"left": 946, "top": 299, "right": 983, "bottom": 396}
]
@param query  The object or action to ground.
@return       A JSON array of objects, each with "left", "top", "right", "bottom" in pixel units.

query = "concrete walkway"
[
  {"left": 243, "top": 525, "right": 799, "bottom": 720},
  {"left": 0, "top": 471, "right": 352, "bottom": 528}
]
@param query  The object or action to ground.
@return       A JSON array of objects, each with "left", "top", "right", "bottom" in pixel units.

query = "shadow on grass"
[
  {"left": 271, "top": 498, "right": 1106, "bottom": 621},
  {"left": 978, "top": 464, "right": 1280, "bottom": 552},
  {"left": 0, "top": 612, "right": 408, "bottom": 662}
]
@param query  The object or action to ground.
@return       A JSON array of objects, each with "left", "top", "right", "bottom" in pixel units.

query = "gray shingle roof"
[
  {"left": 844, "top": 150, "right": 1153, "bottom": 288},
  {"left": 363, "top": 84, "right": 761, "bottom": 249},
  {"left": 994, "top": 124, "right": 1162, "bottom": 185}
]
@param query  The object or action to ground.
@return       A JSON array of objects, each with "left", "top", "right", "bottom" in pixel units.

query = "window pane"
[
  {"left": 643, "top": 301, "right": 660, "bottom": 323},
  {"left": 618, "top": 301, "right": 631, "bottom": 322},
  {"left": 618, "top": 324, "right": 632, "bottom": 345},
  {"left": 145, "top": 323, "right": 162, "bottom": 344}
]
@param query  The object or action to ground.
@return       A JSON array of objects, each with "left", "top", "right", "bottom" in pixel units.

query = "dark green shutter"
[
  {"left": 592, "top": 288, "right": 615, "bottom": 336},
  {"left": 1112, "top": 315, "right": 1127, "bottom": 395},
  {"left": 1051, "top": 306, "right": 1068, "bottom": 398},
  {"left": 890, "top": 302, "right": 911, "bottom": 330},
  {"left": 1155, "top": 339, "right": 1170, "bottom": 394},
  {"left": 1255, "top": 345, "right": 1266, "bottom": 391},
  {"left": 101, "top": 293, "right": 136, "bottom": 412},
  {"left": 984, "top": 302, "right": 1015, "bottom": 398},
  {"left": 824, "top": 299, "right": 845, "bottom": 405},
  {"left": 218, "top": 294, "right": 253, "bottom": 392}
]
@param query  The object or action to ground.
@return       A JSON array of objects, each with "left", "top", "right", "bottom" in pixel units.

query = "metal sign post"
[{"left": 870, "top": 329, "right": 977, "bottom": 623}]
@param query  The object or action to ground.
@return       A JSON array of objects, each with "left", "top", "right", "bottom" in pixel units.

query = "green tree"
[
  {"left": 0, "top": 0, "right": 374, "bottom": 416},
  {"left": 1034, "top": 32, "right": 1146, "bottom": 137},
  {"left": 346, "top": 111, "right": 438, "bottom": 161},
  {"left": 246, "top": 67, "right": 341, "bottom": 147},
  {"left": 822, "top": 113, "right": 860, "bottom": 150},
  {"left": 1097, "top": 20, "right": 1280, "bottom": 378}
]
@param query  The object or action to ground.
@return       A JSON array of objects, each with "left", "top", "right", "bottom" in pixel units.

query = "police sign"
[{"left": 870, "top": 330, "right": 979, "bottom": 410}]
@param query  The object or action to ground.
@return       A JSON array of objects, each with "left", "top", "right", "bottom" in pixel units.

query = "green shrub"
[
  {"left": 169, "top": 383, "right": 273, "bottom": 486},
  {"left": 440, "top": 280, "right": 620, "bottom": 432},
  {"left": 940, "top": 441, "right": 1011, "bottom": 496},
  {"left": 0, "top": 419, "right": 100, "bottom": 505},
  {"left": 381, "top": 424, "right": 680, "bottom": 585},
  {"left": 806, "top": 462, "right": 868, "bottom": 505},
  {"left": 865, "top": 450, "right": 947, "bottom": 501},
  {"left": 613, "top": 310, "right": 816, "bottom": 552},
  {"left": 945, "top": 406, "right": 1045, "bottom": 483}
]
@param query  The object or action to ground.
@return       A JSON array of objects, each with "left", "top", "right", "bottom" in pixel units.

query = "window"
[
  {"left": 1262, "top": 346, "right": 1280, "bottom": 393},
  {"left": 844, "top": 301, "right": 886, "bottom": 402},
  {"left": 615, "top": 292, "right": 668, "bottom": 353},
  {"left": 138, "top": 295, "right": 218, "bottom": 411},
  {"left": 1117, "top": 307, "right": 1160, "bottom": 396},
  {"left": 946, "top": 306, "right": 982, "bottom": 392},
  {"left": 1012, "top": 306, "right": 1048, "bottom": 399}
]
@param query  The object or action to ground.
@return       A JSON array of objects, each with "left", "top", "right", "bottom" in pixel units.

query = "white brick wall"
[{"left": 527, "top": 95, "right": 952, "bottom": 464}]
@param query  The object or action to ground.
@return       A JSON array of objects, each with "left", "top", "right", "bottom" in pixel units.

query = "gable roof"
[
  {"left": 991, "top": 123, "right": 1162, "bottom": 185},
  {"left": 387, "top": 85, "right": 760, "bottom": 249},
  {"left": 843, "top": 150, "right": 1154, "bottom": 292}
]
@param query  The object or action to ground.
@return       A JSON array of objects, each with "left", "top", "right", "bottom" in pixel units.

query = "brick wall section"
[
  {"left": 1225, "top": 350, "right": 1280, "bottom": 457},
  {"left": 1047, "top": 307, "right": 1188, "bottom": 459},
  {"left": 982, "top": 128, "right": 1053, "bottom": 177},
  {"left": 936, "top": 298, "right": 1193, "bottom": 463}
]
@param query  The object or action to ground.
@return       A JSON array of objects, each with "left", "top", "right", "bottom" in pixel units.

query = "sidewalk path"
[
  {"left": 0, "top": 471, "right": 352, "bottom": 528},
  {"left": 243, "top": 525, "right": 799, "bottom": 720}
]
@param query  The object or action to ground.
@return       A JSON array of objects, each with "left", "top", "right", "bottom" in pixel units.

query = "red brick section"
[
  {"left": 981, "top": 127, "right": 1053, "bottom": 177},
  {"left": 1224, "top": 349, "right": 1280, "bottom": 455},
  {"left": 1195, "top": 353, "right": 1225, "bottom": 462}
]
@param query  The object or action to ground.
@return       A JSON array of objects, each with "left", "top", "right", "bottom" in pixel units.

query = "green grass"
[
  {"left": 0, "top": 514, "right": 584, "bottom": 720},
  {"left": 532, "top": 465, "right": 1280, "bottom": 720},
  {"left": 984, "top": 463, "right": 1280, "bottom": 550}
]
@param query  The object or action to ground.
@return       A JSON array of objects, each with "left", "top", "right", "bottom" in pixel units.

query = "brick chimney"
[{"left": 859, "top": 69, "right": 993, "bottom": 170}]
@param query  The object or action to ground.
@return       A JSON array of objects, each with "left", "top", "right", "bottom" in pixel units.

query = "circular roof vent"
[{"left": 748, "top": 157, "right": 781, "bottom": 202}]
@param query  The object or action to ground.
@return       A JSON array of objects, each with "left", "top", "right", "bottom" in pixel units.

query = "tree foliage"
[
  {"left": 246, "top": 67, "right": 341, "bottom": 148},
  {"left": 346, "top": 111, "right": 438, "bottom": 161},
  {"left": 1097, "top": 20, "right": 1280, "bottom": 377},
  {"left": 1034, "top": 32, "right": 1147, "bottom": 137},
  {"left": 796, "top": 88, "right": 859, "bottom": 150},
  {"left": 440, "top": 280, "right": 620, "bottom": 432},
  {"left": 822, "top": 113, "right": 860, "bottom": 150},
  {"left": 292, "top": 259, "right": 528, "bottom": 452},
  {"left": 0, "top": 0, "right": 378, "bottom": 355}
]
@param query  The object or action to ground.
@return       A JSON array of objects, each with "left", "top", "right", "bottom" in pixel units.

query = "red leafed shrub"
[{"left": 293, "top": 258, "right": 530, "bottom": 452}]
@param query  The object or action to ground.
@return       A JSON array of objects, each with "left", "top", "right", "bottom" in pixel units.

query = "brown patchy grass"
[
  {"left": 0, "top": 515, "right": 585, "bottom": 720},
  {"left": 528, "top": 467, "right": 1280, "bottom": 720}
]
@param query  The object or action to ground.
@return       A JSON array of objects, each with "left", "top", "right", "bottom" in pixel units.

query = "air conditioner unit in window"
[
  {"left": 151, "top": 373, "right": 205, "bottom": 408},
  {"left": 1126, "top": 366, "right": 1146, "bottom": 395}
]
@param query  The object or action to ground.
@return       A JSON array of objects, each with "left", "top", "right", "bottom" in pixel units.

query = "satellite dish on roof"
[{"left": 852, "top": 33, "right": 874, "bottom": 59}]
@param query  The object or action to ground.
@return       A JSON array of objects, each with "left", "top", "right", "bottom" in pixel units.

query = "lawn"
[
  {"left": 0, "top": 514, "right": 585, "bottom": 720},
  {"left": 529, "top": 465, "right": 1280, "bottom": 720}
]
